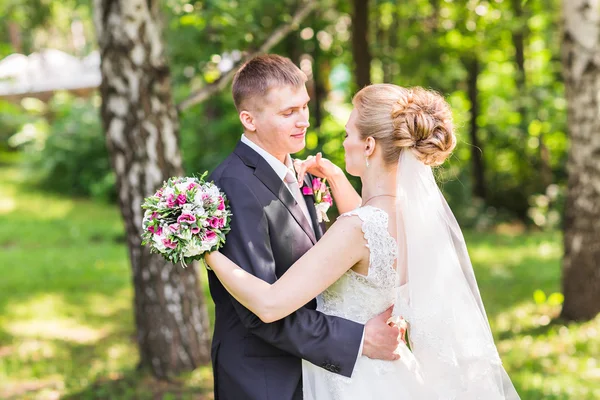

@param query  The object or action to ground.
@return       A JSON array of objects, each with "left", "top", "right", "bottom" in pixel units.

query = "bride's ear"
[
  {"left": 239, "top": 110, "right": 257, "bottom": 132},
  {"left": 364, "top": 136, "right": 376, "bottom": 158}
]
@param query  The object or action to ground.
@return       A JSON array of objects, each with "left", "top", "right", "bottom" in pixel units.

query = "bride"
[{"left": 205, "top": 84, "right": 520, "bottom": 399}]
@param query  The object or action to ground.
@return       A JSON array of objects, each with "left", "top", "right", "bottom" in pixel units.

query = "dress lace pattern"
[{"left": 314, "top": 206, "right": 400, "bottom": 398}]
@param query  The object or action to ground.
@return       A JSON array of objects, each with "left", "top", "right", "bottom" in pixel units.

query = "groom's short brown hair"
[{"left": 232, "top": 54, "right": 307, "bottom": 112}]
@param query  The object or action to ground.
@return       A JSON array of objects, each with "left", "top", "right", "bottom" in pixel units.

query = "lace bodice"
[{"left": 316, "top": 206, "right": 398, "bottom": 324}]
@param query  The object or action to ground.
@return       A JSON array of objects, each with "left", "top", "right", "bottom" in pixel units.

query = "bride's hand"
[{"left": 294, "top": 152, "right": 342, "bottom": 185}]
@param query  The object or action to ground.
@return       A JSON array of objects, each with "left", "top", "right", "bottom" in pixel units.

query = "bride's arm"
[
  {"left": 294, "top": 153, "right": 361, "bottom": 214},
  {"left": 205, "top": 216, "right": 366, "bottom": 323}
]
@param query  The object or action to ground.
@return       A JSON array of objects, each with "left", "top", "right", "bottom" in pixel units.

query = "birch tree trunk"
[
  {"left": 560, "top": 0, "right": 600, "bottom": 321},
  {"left": 93, "top": 0, "right": 211, "bottom": 377}
]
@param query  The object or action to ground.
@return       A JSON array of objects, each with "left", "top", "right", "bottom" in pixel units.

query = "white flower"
[
  {"left": 315, "top": 202, "right": 331, "bottom": 223},
  {"left": 163, "top": 187, "right": 175, "bottom": 198},
  {"left": 153, "top": 233, "right": 167, "bottom": 253},
  {"left": 182, "top": 203, "right": 195, "bottom": 213},
  {"left": 183, "top": 239, "right": 212, "bottom": 257},
  {"left": 193, "top": 191, "right": 205, "bottom": 206},
  {"left": 205, "top": 184, "right": 220, "bottom": 198},
  {"left": 175, "top": 182, "right": 188, "bottom": 192}
]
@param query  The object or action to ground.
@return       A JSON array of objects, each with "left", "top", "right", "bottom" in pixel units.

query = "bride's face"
[{"left": 343, "top": 109, "right": 366, "bottom": 177}]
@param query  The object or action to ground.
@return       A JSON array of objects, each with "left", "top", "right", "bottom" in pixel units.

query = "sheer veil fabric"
[{"left": 393, "top": 150, "right": 520, "bottom": 399}]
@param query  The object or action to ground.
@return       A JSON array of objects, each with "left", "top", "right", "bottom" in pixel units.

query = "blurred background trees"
[
  {"left": 1, "top": 0, "right": 599, "bottom": 398},
  {"left": 1, "top": 0, "right": 568, "bottom": 229}
]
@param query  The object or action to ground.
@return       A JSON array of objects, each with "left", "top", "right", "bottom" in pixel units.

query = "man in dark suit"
[{"left": 208, "top": 54, "right": 400, "bottom": 400}]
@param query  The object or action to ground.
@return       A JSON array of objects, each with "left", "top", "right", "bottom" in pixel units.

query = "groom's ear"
[{"left": 239, "top": 110, "right": 257, "bottom": 132}]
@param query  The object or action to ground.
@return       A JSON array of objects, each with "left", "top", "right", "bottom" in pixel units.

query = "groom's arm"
[{"left": 215, "top": 176, "right": 364, "bottom": 378}]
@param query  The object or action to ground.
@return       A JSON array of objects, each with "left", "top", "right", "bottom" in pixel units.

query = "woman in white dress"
[{"left": 205, "top": 84, "right": 520, "bottom": 399}]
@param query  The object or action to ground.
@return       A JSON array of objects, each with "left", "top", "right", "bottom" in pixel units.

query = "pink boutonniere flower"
[{"left": 302, "top": 177, "right": 333, "bottom": 223}]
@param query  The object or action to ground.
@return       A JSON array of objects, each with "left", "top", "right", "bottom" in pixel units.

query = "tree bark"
[
  {"left": 93, "top": 0, "right": 211, "bottom": 377},
  {"left": 560, "top": 0, "right": 600, "bottom": 321},
  {"left": 351, "top": 0, "right": 371, "bottom": 89},
  {"left": 465, "top": 56, "right": 486, "bottom": 200}
]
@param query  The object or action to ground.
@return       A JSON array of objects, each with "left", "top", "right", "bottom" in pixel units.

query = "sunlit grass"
[{"left": 0, "top": 161, "right": 598, "bottom": 399}]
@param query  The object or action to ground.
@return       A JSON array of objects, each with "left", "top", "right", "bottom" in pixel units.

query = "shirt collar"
[{"left": 241, "top": 134, "right": 295, "bottom": 181}]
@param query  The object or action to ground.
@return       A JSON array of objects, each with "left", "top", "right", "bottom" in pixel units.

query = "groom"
[{"left": 208, "top": 54, "right": 400, "bottom": 400}]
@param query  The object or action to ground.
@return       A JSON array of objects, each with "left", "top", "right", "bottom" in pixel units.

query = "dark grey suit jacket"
[{"left": 207, "top": 141, "right": 364, "bottom": 400}]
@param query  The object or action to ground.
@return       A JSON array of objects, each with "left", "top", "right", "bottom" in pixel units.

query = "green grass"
[{"left": 0, "top": 160, "right": 598, "bottom": 399}]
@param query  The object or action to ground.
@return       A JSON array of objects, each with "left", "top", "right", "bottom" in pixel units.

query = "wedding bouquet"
[{"left": 141, "top": 174, "right": 231, "bottom": 266}]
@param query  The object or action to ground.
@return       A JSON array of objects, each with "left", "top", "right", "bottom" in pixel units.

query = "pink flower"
[
  {"left": 322, "top": 193, "right": 333, "bottom": 206},
  {"left": 151, "top": 212, "right": 159, "bottom": 220},
  {"left": 148, "top": 225, "right": 162, "bottom": 235},
  {"left": 191, "top": 226, "right": 201, "bottom": 234},
  {"left": 208, "top": 217, "right": 220, "bottom": 229},
  {"left": 205, "top": 230, "right": 217, "bottom": 241},
  {"left": 169, "top": 223, "right": 180, "bottom": 232},
  {"left": 312, "top": 178, "right": 322, "bottom": 191},
  {"left": 217, "top": 197, "right": 225, "bottom": 211},
  {"left": 166, "top": 194, "right": 176, "bottom": 208},
  {"left": 176, "top": 193, "right": 187, "bottom": 205},
  {"left": 302, "top": 186, "right": 314, "bottom": 196},
  {"left": 156, "top": 189, "right": 163, "bottom": 198},
  {"left": 217, "top": 217, "right": 225, "bottom": 228},
  {"left": 162, "top": 238, "right": 178, "bottom": 249},
  {"left": 177, "top": 213, "right": 196, "bottom": 224},
  {"left": 187, "top": 182, "right": 198, "bottom": 190}
]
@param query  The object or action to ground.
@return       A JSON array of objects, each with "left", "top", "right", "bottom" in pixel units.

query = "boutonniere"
[{"left": 302, "top": 178, "right": 334, "bottom": 222}]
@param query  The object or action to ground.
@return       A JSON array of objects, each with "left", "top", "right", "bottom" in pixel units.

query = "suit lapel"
[{"left": 235, "top": 142, "right": 317, "bottom": 244}]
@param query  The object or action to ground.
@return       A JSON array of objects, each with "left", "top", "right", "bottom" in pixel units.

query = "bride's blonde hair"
[{"left": 352, "top": 84, "right": 456, "bottom": 166}]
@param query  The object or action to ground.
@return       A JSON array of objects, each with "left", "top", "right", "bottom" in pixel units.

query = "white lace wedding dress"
[{"left": 302, "top": 206, "right": 433, "bottom": 400}]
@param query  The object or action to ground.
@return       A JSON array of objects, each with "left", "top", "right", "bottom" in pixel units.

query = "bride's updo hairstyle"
[{"left": 352, "top": 84, "right": 456, "bottom": 166}]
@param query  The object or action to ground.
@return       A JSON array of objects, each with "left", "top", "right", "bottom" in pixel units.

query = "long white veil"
[{"left": 393, "top": 149, "right": 520, "bottom": 399}]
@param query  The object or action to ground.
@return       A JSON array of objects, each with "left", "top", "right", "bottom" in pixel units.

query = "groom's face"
[{"left": 251, "top": 84, "right": 310, "bottom": 161}]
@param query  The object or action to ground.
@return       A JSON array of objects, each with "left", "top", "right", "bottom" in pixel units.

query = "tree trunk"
[
  {"left": 560, "top": 0, "right": 600, "bottom": 321},
  {"left": 511, "top": 0, "right": 552, "bottom": 189},
  {"left": 351, "top": 0, "right": 371, "bottom": 89},
  {"left": 312, "top": 26, "right": 327, "bottom": 129},
  {"left": 384, "top": 13, "right": 399, "bottom": 83},
  {"left": 465, "top": 56, "right": 486, "bottom": 200},
  {"left": 8, "top": 22, "right": 22, "bottom": 53},
  {"left": 93, "top": 0, "right": 211, "bottom": 377}
]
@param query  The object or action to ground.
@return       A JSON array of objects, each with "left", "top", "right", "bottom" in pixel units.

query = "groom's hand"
[{"left": 362, "top": 306, "right": 401, "bottom": 361}]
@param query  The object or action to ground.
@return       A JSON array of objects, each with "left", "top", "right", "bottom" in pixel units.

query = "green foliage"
[
  {"left": 0, "top": 100, "right": 32, "bottom": 153},
  {"left": 0, "top": 0, "right": 569, "bottom": 228},
  {"left": 13, "top": 93, "right": 116, "bottom": 202}
]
